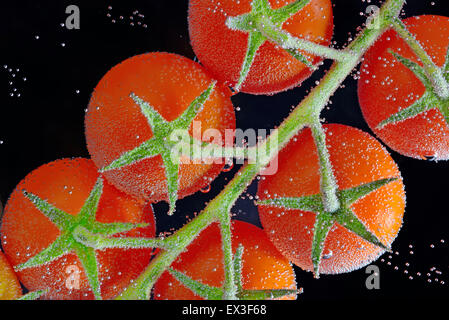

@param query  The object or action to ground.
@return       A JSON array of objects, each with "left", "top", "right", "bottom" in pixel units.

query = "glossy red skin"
[
  {"left": 153, "top": 220, "right": 297, "bottom": 300},
  {"left": 85, "top": 52, "right": 236, "bottom": 203},
  {"left": 359, "top": 15, "right": 449, "bottom": 160},
  {"left": 257, "top": 124, "right": 405, "bottom": 274},
  {"left": 189, "top": 0, "right": 333, "bottom": 95},
  {"left": 0, "top": 158, "right": 156, "bottom": 300}
]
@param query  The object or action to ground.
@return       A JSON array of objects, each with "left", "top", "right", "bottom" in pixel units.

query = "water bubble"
[{"left": 322, "top": 250, "right": 333, "bottom": 259}]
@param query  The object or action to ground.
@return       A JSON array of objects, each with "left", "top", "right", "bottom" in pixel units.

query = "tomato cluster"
[{"left": 1, "top": 0, "right": 447, "bottom": 301}]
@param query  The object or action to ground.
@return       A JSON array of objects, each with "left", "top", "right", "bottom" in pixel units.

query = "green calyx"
[
  {"left": 17, "top": 178, "right": 149, "bottom": 300},
  {"left": 18, "top": 289, "right": 48, "bottom": 300},
  {"left": 166, "top": 245, "right": 297, "bottom": 300},
  {"left": 257, "top": 177, "right": 397, "bottom": 278},
  {"left": 226, "top": 0, "right": 351, "bottom": 91},
  {"left": 101, "top": 82, "right": 217, "bottom": 216},
  {"left": 378, "top": 19, "right": 449, "bottom": 129}
]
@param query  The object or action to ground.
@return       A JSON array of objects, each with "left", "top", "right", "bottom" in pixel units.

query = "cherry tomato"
[
  {"left": 358, "top": 15, "right": 449, "bottom": 160},
  {"left": 153, "top": 220, "right": 297, "bottom": 300},
  {"left": 0, "top": 158, "right": 156, "bottom": 299},
  {"left": 257, "top": 124, "right": 405, "bottom": 274},
  {"left": 188, "top": 0, "right": 333, "bottom": 95},
  {"left": 0, "top": 251, "right": 22, "bottom": 300},
  {"left": 85, "top": 52, "right": 236, "bottom": 203}
]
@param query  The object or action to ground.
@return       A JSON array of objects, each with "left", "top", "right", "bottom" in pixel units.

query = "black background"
[{"left": 0, "top": 0, "right": 448, "bottom": 302}]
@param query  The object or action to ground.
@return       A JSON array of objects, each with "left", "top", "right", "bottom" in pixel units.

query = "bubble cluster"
[
  {"left": 3, "top": 64, "right": 26, "bottom": 98},
  {"left": 106, "top": 6, "right": 148, "bottom": 28},
  {"left": 379, "top": 239, "right": 447, "bottom": 286}
]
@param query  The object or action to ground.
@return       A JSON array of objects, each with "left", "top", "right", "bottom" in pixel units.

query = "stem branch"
[
  {"left": 310, "top": 122, "right": 340, "bottom": 213},
  {"left": 390, "top": 17, "right": 449, "bottom": 99},
  {"left": 116, "top": 0, "right": 406, "bottom": 300}
]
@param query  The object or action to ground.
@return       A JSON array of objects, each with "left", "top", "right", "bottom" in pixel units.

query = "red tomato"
[
  {"left": 0, "top": 158, "right": 156, "bottom": 300},
  {"left": 257, "top": 124, "right": 405, "bottom": 274},
  {"left": 358, "top": 15, "right": 449, "bottom": 160},
  {"left": 0, "top": 251, "right": 22, "bottom": 300},
  {"left": 153, "top": 220, "right": 297, "bottom": 300},
  {"left": 188, "top": 0, "right": 334, "bottom": 95},
  {"left": 85, "top": 52, "right": 236, "bottom": 203}
]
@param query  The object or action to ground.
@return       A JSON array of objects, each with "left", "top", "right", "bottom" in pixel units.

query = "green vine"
[{"left": 116, "top": 0, "right": 407, "bottom": 300}]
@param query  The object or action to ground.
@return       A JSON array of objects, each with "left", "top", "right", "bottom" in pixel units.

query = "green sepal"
[
  {"left": 389, "top": 50, "right": 434, "bottom": 91},
  {"left": 225, "top": 0, "right": 317, "bottom": 92},
  {"left": 168, "top": 268, "right": 223, "bottom": 300},
  {"left": 256, "top": 194, "right": 323, "bottom": 213},
  {"left": 130, "top": 93, "right": 168, "bottom": 129},
  {"left": 18, "top": 289, "right": 48, "bottom": 300},
  {"left": 271, "top": 0, "right": 311, "bottom": 24},
  {"left": 437, "top": 99, "right": 449, "bottom": 127},
  {"left": 17, "top": 177, "right": 151, "bottom": 300},
  {"left": 101, "top": 139, "right": 163, "bottom": 172},
  {"left": 172, "top": 82, "right": 216, "bottom": 130},
  {"left": 257, "top": 178, "right": 399, "bottom": 277},
  {"left": 285, "top": 48, "right": 315, "bottom": 70},
  {"left": 238, "top": 289, "right": 298, "bottom": 300},
  {"left": 335, "top": 207, "right": 389, "bottom": 251},
  {"left": 77, "top": 178, "right": 103, "bottom": 224},
  {"left": 15, "top": 234, "right": 71, "bottom": 271},
  {"left": 378, "top": 50, "right": 449, "bottom": 129},
  {"left": 377, "top": 92, "right": 437, "bottom": 128},
  {"left": 74, "top": 244, "right": 101, "bottom": 300},
  {"left": 338, "top": 178, "right": 398, "bottom": 205},
  {"left": 311, "top": 212, "right": 334, "bottom": 278},
  {"left": 235, "top": 32, "right": 265, "bottom": 92},
  {"left": 101, "top": 83, "right": 217, "bottom": 215},
  {"left": 22, "top": 191, "right": 75, "bottom": 230}
]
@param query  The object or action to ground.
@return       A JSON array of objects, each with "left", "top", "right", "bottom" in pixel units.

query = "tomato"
[
  {"left": 0, "top": 158, "right": 156, "bottom": 300},
  {"left": 257, "top": 124, "right": 405, "bottom": 274},
  {"left": 0, "top": 251, "right": 22, "bottom": 300},
  {"left": 188, "top": 0, "right": 333, "bottom": 95},
  {"left": 153, "top": 220, "right": 297, "bottom": 300},
  {"left": 85, "top": 52, "right": 236, "bottom": 207},
  {"left": 358, "top": 15, "right": 449, "bottom": 160}
]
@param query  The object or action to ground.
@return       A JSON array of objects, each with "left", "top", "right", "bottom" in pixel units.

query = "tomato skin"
[
  {"left": 0, "top": 158, "right": 156, "bottom": 300},
  {"left": 85, "top": 52, "right": 236, "bottom": 203},
  {"left": 257, "top": 124, "right": 405, "bottom": 274},
  {"left": 0, "top": 251, "right": 22, "bottom": 300},
  {"left": 153, "top": 220, "right": 297, "bottom": 300},
  {"left": 188, "top": 0, "right": 333, "bottom": 95},
  {"left": 358, "top": 15, "right": 449, "bottom": 160}
]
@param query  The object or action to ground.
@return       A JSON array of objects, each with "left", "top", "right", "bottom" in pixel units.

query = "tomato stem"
[
  {"left": 117, "top": 0, "right": 406, "bottom": 300},
  {"left": 255, "top": 16, "right": 354, "bottom": 62},
  {"left": 225, "top": 0, "right": 351, "bottom": 91},
  {"left": 218, "top": 210, "right": 238, "bottom": 300},
  {"left": 310, "top": 122, "right": 340, "bottom": 213},
  {"left": 72, "top": 226, "right": 172, "bottom": 251},
  {"left": 389, "top": 17, "right": 449, "bottom": 99}
]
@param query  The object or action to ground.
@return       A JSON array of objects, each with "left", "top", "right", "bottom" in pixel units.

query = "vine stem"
[
  {"left": 310, "top": 122, "right": 340, "bottom": 213},
  {"left": 72, "top": 226, "right": 173, "bottom": 251},
  {"left": 389, "top": 17, "right": 449, "bottom": 99},
  {"left": 218, "top": 209, "right": 237, "bottom": 300},
  {"left": 256, "top": 15, "right": 354, "bottom": 62},
  {"left": 116, "top": 0, "right": 406, "bottom": 300}
]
